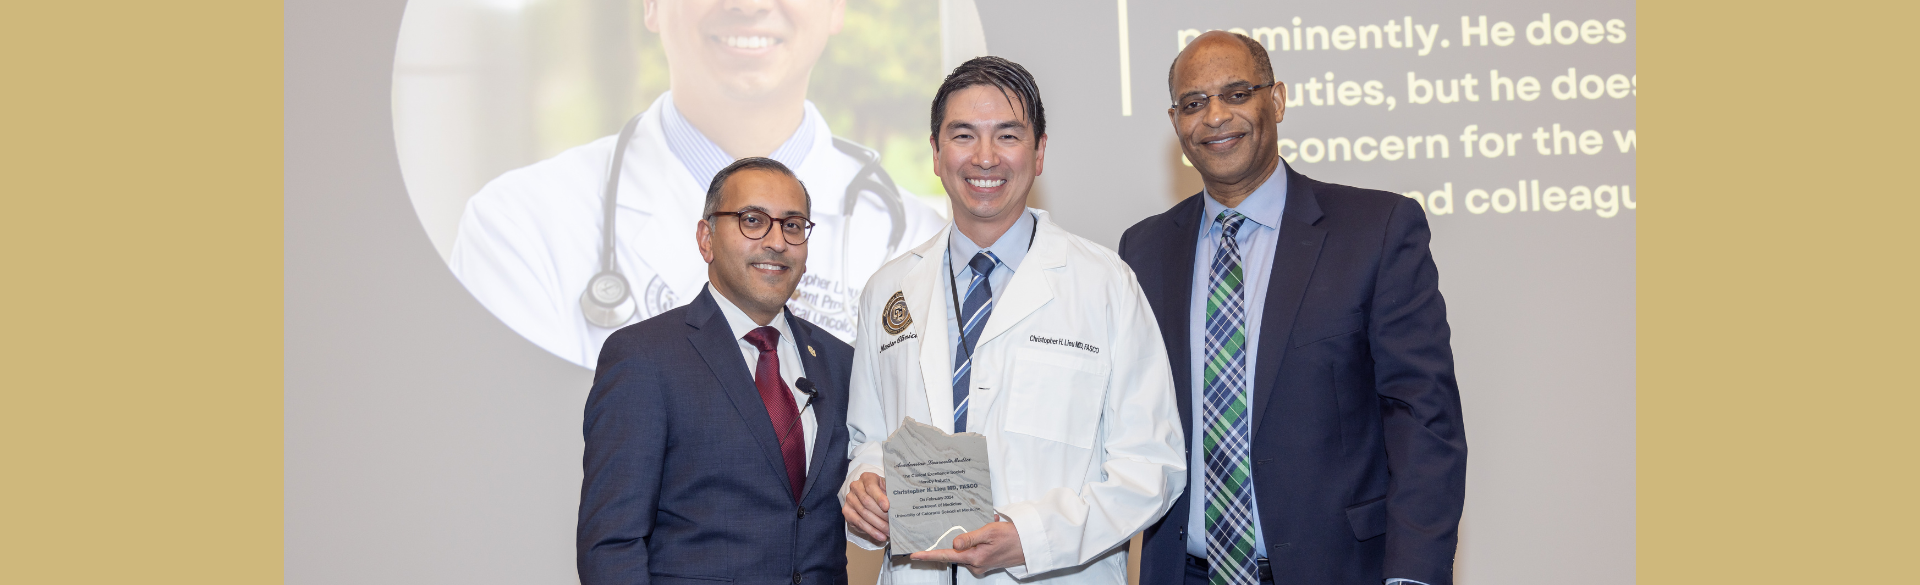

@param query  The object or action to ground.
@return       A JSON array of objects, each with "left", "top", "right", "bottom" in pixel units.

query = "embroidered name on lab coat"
[
  {"left": 879, "top": 333, "right": 918, "bottom": 354},
  {"left": 1029, "top": 335, "right": 1100, "bottom": 354}
]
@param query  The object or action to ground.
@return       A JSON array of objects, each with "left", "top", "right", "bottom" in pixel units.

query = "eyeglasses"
[
  {"left": 1171, "top": 81, "right": 1277, "bottom": 116},
  {"left": 710, "top": 209, "right": 816, "bottom": 245}
]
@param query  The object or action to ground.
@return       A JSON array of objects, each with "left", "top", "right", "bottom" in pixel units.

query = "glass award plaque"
[{"left": 883, "top": 417, "right": 995, "bottom": 554}]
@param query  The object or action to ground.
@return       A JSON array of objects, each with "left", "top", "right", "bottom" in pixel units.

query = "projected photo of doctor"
[{"left": 396, "top": 0, "right": 956, "bottom": 368}]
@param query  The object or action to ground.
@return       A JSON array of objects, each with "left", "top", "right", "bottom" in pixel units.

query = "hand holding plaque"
[{"left": 882, "top": 417, "right": 995, "bottom": 554}]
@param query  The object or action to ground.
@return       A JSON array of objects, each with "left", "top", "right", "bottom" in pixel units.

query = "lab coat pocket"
[{"left": 1004, "top": 352, "right": 1110, "bottom": 449}]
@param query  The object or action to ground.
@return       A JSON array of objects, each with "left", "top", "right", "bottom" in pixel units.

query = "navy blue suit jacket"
[
  {"left": 1118, "top": 165, "right": 1467, "bottom": 585},
  {"left": 579, "top": 287, "right": 854, "bottom": 585}
]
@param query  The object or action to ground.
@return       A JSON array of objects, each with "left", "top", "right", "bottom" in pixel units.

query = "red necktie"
[{"left": 745, "top": 326, "right": 806, "bottom": 502}]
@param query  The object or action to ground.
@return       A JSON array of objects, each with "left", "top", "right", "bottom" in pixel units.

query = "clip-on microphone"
[
  {"left": 795, "top": 377, "right": 818, "bottom": 409},
  {"left": 780, "top": 377, "right": 819, "bottom": 445}
]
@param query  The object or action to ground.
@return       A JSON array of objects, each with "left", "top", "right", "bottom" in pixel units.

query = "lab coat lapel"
[
  {"left": 975, "top": 210, "right": 1063, "bottom": 348},
  {"left": 685, "top": 288, "right": 798, "bottom": 500},
  {"left": 904, "top": 226, "right": 956, "bottom": 433},
  {"left": 616, "top": 96, "right": 708, "bottom": 296},
  {"left": 615, "top": 95, "right": 703, "bottom": 217},
  {"left": 1250, "top": 166, "right": 1327, "bottom": 436}
]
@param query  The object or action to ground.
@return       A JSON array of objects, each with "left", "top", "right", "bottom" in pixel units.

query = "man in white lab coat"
[
  {"left": 449, "top": 0, "right": 945, "bottom": 367},
  {"left": 840, "top": 56, "right": 1186, "bottom": 584}
]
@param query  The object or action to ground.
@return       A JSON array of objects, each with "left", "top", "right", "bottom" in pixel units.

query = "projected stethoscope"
[{"left": 580, "top": 112, "right": 912, "bottom": 329}]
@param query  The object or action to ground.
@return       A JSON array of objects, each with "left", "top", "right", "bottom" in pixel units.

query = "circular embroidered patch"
[{"left": 882, "top": 291, "right": 913, "bottom": 335}]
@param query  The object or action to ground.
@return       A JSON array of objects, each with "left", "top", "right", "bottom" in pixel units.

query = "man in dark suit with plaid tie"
[
  {"left": 1121, "top": 32, "right": 1468, "bottom": 585},
  {"left": 578, "top": 157, "right": 855, "bottom": 585}
]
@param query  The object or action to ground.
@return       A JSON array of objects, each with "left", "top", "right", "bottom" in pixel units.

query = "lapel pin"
[{"left": 808, "top": 345, "right": 817, "bottom": 357}]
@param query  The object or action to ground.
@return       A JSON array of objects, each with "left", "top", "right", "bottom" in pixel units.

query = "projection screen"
[{"left": 288, "top": 0, "right": 1633, "bottom": 582}]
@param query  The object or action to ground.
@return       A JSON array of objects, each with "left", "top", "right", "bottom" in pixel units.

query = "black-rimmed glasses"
[
  {"left": 710, "top": 209, "right": 815, "bottom": 245},
  {"left": 1171, "top": 81, "right": 1277, "bottom": 115}
]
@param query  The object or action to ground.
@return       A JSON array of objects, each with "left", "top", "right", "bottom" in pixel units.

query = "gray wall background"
[{"left": 288, "top": 0, "right": 1633, "bottom": 582}]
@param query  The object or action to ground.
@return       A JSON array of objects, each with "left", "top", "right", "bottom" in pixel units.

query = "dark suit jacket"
[
  {"left": 579, "top": 287, "right": 854, "bottom": 585},
  {"left": 1119, "top": 164, "right": 1467, "bottom": 585}
]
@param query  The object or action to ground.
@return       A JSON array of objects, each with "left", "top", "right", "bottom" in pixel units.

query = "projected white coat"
[{"left": 449, "top": 94, "right": 946, "bottom": 368}]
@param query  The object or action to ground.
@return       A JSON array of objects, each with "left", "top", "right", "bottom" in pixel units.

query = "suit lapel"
[
  {"left": 686, "top": 288, "right": 797, "bottom": 500},
  {"left": 785, "top": 312, "right": 841, "bottom": 502},
  {"left": 1250, "top": 166, "right": 1327, "bottom": 436},
  {"left": 1162, "top": 196, "right": 1203, "bottom": 452}
]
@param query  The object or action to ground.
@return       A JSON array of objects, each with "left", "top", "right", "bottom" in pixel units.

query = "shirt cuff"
[
  {"left": 846, "top": 527, "right": 885, "bottom": 551},
  {"left": 1384, "top": 579, "right": 1432, "bottom": 585},
  {"left": 994, "top": 502, "right": 1050, "bottom": 578}
]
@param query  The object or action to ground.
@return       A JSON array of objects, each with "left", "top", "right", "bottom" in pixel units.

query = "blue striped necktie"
[
  {"left": 952, "top": 252, "right": 998, "bottom": 431},
  {"left": 1203, "top": 210, "right": 1257, "bottom": 585}
]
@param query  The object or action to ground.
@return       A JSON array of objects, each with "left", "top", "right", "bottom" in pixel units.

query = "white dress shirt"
[{"left": 711, "top": 288, "right": 817, "bottom": 465}]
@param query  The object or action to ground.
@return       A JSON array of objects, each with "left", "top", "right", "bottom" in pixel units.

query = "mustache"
[{"left": 744, "top": 251, "right": 797, "bottom": 267}]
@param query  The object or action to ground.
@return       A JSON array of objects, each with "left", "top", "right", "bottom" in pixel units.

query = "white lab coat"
[
  {"left": 842, "top": 209, "right": 1186, "bottom": 585},
  {"left": 448, "top": 94, "right": 947, "bottom": 367}
]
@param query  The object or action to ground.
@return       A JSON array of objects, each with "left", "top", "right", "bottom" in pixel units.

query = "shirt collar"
[
  {"left": 948, "top": 209, "right": 1037, "bottom": 277},
  {"left": 660, "top": 91, "right": 818, "bottom": 191},
  {"left": 1201, "top": 164, "right": 1288, "bottom": 233},
  {"left": 707, "top": 283, "right": 795, "bottom": 345}
]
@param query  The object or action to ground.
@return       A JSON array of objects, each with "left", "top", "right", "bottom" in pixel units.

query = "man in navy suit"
[
  {"left": 1120, "top": 32, "right": 1468, "bottom": 585},
  {"left": 579, "top": 157, "right": 855, "bottom": 585}
]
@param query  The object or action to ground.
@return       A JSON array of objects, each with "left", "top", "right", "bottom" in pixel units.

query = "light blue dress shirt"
[
  {"left": 1186, "top": 173, "right": 1287, "bottom": 559},
  {"left": 942, "top": 210, "right": 1036, "bottom": 432},
  {"left": 658, "top": 91, "right": 816, "bottom": 191}
]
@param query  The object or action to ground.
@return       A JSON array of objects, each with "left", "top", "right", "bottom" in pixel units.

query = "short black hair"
[
  {"left": 1168, "top": 31, "right": 1275, "bottom": 100},
  {"left": 704, "top": 157, "right": 811, "bottom": 221},
  {"left": 930, "top": 56, "right": 1046, "bottom": 141}
]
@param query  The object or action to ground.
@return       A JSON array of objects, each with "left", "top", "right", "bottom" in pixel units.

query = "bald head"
[
  {"left": 1168, "top": 31, "right": 1274, "bottom": 100},
  {"left": 1163, "top": 29, "right": 1286, "bottom": 207}
]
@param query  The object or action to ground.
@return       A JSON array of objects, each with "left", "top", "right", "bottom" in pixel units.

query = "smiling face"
[
  {"left": 697, "top": 168, "right": 810, "bottom": 324},
  {"left": 931, "top": 84, "right": 1047, "bottom": 241},
  {"left": 1168, "top": 33, "right": 1285, "bottom": 198},
  {"left": 645, "top": 0, "right": 845, "bottom": 100}
]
